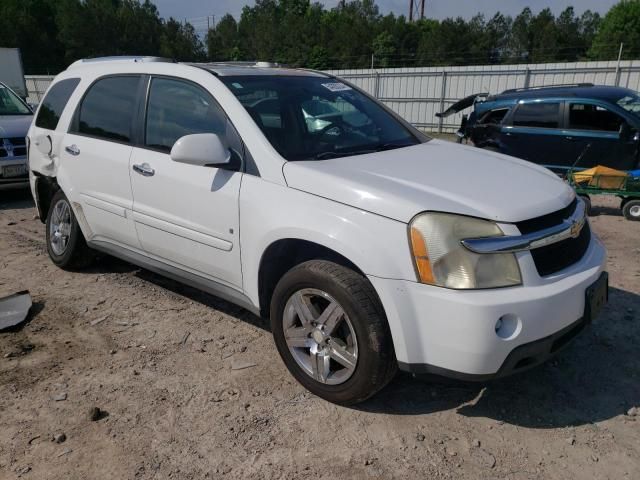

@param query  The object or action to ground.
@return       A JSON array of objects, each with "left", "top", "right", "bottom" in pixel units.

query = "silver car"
[{"left": 0, "top": 81, "right": 33, "bottom": 189}]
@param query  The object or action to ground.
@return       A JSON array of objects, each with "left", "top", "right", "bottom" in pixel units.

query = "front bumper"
[{"left": 368, "top": 233, "right": 607, "bottom": 379}]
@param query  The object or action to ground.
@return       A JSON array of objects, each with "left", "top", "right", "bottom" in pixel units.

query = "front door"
[
  {"left": 129, "top": 76, "right": 243, "bottom": 288},
  {"left": 564, "top": 101, "right": 639, "bottom": 170}
]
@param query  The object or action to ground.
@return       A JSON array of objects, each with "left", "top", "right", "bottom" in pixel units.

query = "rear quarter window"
[{"left": 35, "top": 78, "right": 81, "bottom": 130}]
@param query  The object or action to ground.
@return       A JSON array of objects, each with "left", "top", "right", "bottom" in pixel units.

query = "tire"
[
  {"left": 270, "top": 260, "right": 397, "bottom": 405},
  {"left": 579, "top": 195, "right": 592, "bottom": 216},
  {"left": 45, "top": 190, "right": 96, "bottom": 269},
  {"left": 622, "top": 199, "right": 640, "bottom": 221}
]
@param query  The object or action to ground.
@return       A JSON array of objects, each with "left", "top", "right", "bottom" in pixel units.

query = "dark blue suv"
[{"left": 441, "top": 84, "right": 640, "bottom": 171}]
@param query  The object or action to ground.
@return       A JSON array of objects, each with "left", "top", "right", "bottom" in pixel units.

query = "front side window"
[
  {"left": 569, "top": 103, "right": 624, "bottom": 132},
  {"left": 512, "top": 102, "right": 560, "bottom": 129},
  {"left": 145, "top": 77, "right": 233, "bottom": 152},
  {"left": 0, "top": 83, "right": 32, "bottom": 116},
  {"left": 74, "top": 76, "right": 140, "bottom": 142},
  {"left": 221, "top": 76, "right": 421, "bottom": 161}
]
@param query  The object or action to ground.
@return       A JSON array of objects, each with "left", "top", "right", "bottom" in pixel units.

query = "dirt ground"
[{"left": 0, "top": 189, "right": 639, "bottom": 480}]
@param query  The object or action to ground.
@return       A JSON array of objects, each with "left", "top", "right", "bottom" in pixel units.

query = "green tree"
[
  {"left": 207, "top": 14, "right": 239, "bottom": 60},
  {"left": 159, "top": 18, "right": 205, "bottom": 61},
  {"left": 590, "top": 0, "right": 640, "bottom": 59}
]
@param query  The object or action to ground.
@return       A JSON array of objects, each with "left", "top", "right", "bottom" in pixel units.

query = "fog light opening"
[{"left": 495, "top": 314, "right": 521, "bottom": 340}]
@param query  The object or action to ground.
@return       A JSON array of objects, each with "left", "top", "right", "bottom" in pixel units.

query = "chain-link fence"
[{"left": 26, "top": 59, "right": 640, "bottom": 133}]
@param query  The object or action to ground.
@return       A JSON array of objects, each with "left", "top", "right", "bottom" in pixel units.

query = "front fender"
[{"left": 239, "top": 175, "right": 416, "bottom": 307}]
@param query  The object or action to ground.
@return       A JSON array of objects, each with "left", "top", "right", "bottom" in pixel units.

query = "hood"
[
  {"left": 282, "top": 140, "right": 575, "bottom": 224},
  {"left": 0, "top": 115, "right": 34, "bottom": 138}
]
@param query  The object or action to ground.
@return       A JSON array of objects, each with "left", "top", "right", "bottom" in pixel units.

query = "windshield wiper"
[
  {"left": 314, "top": 149, "right": 377, "bottom": 160},
  {"left": 375, "top": 142, "right": 415, "bottom": 152}
]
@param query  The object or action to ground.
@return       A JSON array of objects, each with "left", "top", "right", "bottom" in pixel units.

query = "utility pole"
[{"left": 409, "top": 0, "right": 425, "bottom": 22}]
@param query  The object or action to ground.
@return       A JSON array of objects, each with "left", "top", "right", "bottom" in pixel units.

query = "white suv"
[{"left": 28, "top": 57, "right": 608, "bottom": 404}]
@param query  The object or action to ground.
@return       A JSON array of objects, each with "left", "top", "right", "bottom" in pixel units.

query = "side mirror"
[
  {"left": 34, "top": 134, "right": 52, "bottom": 156},
  {"left": 619, "top": 122, "right": 631, "bottom": 140},
  {"left": 170, "top": 133, "right": 231, "bottom": 167}
]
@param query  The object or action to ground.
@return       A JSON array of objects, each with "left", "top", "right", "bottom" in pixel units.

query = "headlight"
[{"left": 409, "top": 213, "right": 522, "bottom": 289}]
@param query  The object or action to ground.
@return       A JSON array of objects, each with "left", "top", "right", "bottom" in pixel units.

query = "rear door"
[
  {"left": 564, "top": 101, "right": 638, "bottom": 170},
  {"left": 500, "top": 100, "right": 567, "bottom": 167},
  {"left": 61, "top": 75, "right": 143, "bottom": 248},
  {"left": 129, "top": 76, "right": 243, "bottom": 288}
]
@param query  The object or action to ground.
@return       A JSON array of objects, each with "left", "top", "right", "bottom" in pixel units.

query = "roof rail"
[
  {"left": 68, "top": 56, "right": 174, "bottom": 69},
  {"left": 190, "top": 61, "right": 287, "bottom": 68},
  {"left": 502, "top": 83, "right": 594, "bottom": 94}
]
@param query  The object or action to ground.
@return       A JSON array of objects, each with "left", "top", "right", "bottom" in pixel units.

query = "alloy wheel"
[{"left": 282, "top": 288, "right": 358, "bottom": 385}]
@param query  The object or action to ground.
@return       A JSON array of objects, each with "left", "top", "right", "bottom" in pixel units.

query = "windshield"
[
  {"left": 617, "top": 93, "right": 640, "bottom": 117},
  {"left": 220, "top": 75, "right": 421, "bottom": 160},
  {"left": 0, "top": 84, "right": 32, "bottom": 116}
]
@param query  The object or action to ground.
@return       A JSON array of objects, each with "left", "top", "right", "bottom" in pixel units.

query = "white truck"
[{"left": 27, "top": 57, "right": 608, "bottom": 404}]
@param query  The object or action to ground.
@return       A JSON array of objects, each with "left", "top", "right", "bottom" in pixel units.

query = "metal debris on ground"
[{"left": 0, "top": 291, "right": 32, "bottom": 330}]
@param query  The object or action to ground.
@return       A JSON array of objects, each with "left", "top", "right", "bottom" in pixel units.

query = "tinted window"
[
  {"left": 512, "top": 102, "right": 560, "bottom": 129},
  {"left": 75, "top": 76, "right": 140, "bottom": 142},
  {"left": 35, "top": 78, "right": 80, "bottom": 129},
  {"left": 145, "top": 78, "right": 232, "bottom": 152},
  {"left": 569, "top": 103, "right": 624, "bottom": 132},
  {"left": 221, "top": 76, "right": 419, "bottom": 161},
  {"left": 478, "top": 108, "right": 509, "bottom": 125}
]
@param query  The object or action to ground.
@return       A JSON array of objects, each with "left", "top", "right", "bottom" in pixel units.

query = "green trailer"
[{"left": 565, "top": 168, "right": 640, "bottom": 221}]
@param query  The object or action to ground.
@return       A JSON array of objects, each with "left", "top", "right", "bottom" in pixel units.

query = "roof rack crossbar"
[{"left": 502, "top": 83, "right": 594, "bottom": 94}]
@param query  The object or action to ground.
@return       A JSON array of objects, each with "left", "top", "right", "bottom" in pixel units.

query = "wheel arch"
[
  {"left": 34, "top": 174, "right": 61, "bottom": 223},
  {"left": 257, "top": 238, "right": 369, "bottom": 319}
]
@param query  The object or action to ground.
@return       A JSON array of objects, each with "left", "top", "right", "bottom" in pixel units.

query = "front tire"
[
  {"left": 45, "top": 190, "right": 95, "bottom": 269},
  {"left": 270, "top": 260, "right": 397, "bottom": 405}
]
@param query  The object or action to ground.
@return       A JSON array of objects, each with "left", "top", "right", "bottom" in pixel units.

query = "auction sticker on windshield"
[{"left": 322, "top": 82, "right": 352, "bottom": 92}]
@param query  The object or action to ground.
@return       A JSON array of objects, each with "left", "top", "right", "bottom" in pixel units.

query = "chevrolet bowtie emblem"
[{"left": 570, "top": 218, "right": 584, "bottom": 238}]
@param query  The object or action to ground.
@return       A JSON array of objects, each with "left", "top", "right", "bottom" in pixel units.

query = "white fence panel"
[{"left": 328, "top": 60, "right": 640, "bottom": 133}]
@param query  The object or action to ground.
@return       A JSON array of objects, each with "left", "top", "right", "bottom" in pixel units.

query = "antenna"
[{"left": 409, "top": 0, "right": 425, "bottom": 22}]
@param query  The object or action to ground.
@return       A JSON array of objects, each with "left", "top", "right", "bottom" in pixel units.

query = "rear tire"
[
  {"left": 622, "top": 199, "right": 640, "bottom": 221},
  {"left": 45, "top": 190, "right": 96, "bottom": 269},
  {"left": 270, "top": 260, "right": 397, "bottom": 405}
]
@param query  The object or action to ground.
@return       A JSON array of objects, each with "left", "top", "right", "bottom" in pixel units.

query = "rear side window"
[
  {"left": 145, "top": 77, "right": 233, "bottom": 152},
  {"left": 73, "top": 76, "right": 140, "bottom": 142},
  {"left": 512, "top": 102, "right": 560, "bottom": 129},
  {"left": 569, "top": 103, "right": 624, "bottom": 132},
  {"left": 35, "top": 78, "right": 80, "bottom": 130},
  {"left": 478, "top": 108, "right": 509, "bottom": 125}
]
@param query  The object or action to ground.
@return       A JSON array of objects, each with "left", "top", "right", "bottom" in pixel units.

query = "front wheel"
[
  {"left": 45, "top": 190, "right": 96, "bottom": 269},
  {"left": 622, "top": 199, "right": 640, "bottom": 221},
  {"left": 270, "top": 260, "right": 397, "bottom": 405}
]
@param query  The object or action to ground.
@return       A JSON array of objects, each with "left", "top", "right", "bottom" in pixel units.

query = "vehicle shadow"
[
  {"left": 0, "top": 188, "right": 34, "bottom": 211},
  {"left": 357, "top": 286, "right": 640, "bottom": 428},
  {"left": 133, "top": 268, "right": 270, "bottom": 333}
]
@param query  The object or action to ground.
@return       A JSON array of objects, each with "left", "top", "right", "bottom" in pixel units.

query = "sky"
[{"left": 153, "top": 0, "right": 619, "bottom": 28}]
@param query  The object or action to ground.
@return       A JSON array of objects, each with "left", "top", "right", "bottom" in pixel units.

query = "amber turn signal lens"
[{"left": 410, "top": 226, "right": 435, "bottom": 284}]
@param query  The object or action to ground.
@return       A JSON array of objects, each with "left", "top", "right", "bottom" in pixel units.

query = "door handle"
[
  {"left": 65, "top": 144, "right": 80, "bottom": 156},
  {"left": 133, "top": 162, "right": 155, "bottom": 177}
]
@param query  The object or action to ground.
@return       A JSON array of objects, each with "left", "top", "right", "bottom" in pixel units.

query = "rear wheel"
[
  {"left": 270, "top": 260, "right": 396, "bottom": 405},
  {"left": 45, "top": 190, "right": 96, "bottom": 269},
  {"left": 622, "top": 199, "right": 640, "bottom": 221}
]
